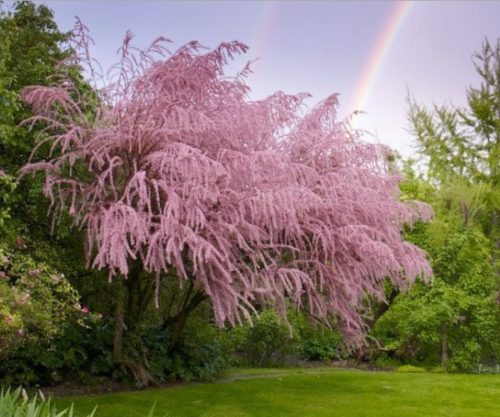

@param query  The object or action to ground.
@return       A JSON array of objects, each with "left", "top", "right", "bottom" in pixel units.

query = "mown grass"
[{"left": 56, "top": 368, "right": 500, "bottom": 417}]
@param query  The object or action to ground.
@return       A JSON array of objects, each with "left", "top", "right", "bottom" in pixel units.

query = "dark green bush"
[
  {"left": 229, "top": 310, "right": 297, "bottom": 367},
  {"left": 227, "top": 309, "right": 343, "bottom": 367}
]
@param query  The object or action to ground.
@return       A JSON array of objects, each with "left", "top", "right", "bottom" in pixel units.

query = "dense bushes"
[
  {"left": 370, "top": 168, "right": 500, "bottom": 372},
  {"left": 0, "top": 1, "right": 498, "bottom": 389},
  {"left": 228, "top": 309, "right": 343, "bottom": 367},
  {"left": 0, "top": 244, "right": 85, "bottom": 385}
]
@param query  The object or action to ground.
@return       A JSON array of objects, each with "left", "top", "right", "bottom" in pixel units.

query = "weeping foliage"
[{"left": 20, "top": 23, "right": 432, "bottom": 344}]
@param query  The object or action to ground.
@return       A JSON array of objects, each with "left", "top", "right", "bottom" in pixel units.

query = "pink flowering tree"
[{"left": 21, "top": 24, "right": 432, "bottom": 382}]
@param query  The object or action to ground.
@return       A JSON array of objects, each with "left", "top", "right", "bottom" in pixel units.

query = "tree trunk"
[
  {"left": 111, "top": 268, "right": 206, "bottom": 385},
  {"left": 113, "top": 280, "right": 127, "bottom": 364},
  {"left": 166, "top": 288, "right": 207, "bottom": 352},
  {"left": 112, "top": 264, "right": 155, "bottom": 385},
  {"left": 440, "top": 333, "right": 448, "bottom": 370}
]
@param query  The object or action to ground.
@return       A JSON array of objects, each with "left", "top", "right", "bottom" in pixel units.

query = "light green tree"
[
  {"left": 408, "top": 38, "right": 499, "bottom": 257},
  {"left": 373, "top": 40, "right": 499, "bottom": 371}
]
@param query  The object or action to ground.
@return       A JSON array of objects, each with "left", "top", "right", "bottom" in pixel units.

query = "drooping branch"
[{"left": 21, "top": 24, "right": 432, "bottom": 346}]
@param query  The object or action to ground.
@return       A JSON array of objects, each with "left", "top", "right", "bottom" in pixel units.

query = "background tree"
[
  {"left": 0, "top": 1, "right": 106, "bottom": 386},
  {"left": 408, "top": 38, "right": 499, "bottom": 260},
  {"left": 0, "top": 0, "right": 87, "bottom": 272},
  {"left": 21, "top": 25, "right": 432, "bottom": 383},
  {"left": 373, "top": 164, "right": 498, "bottom": 371},
  {"left": 373, "top": 39, "right": 500, "bottom": 371}
]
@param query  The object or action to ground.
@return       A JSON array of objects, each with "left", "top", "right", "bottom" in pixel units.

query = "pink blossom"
[
  {"left": 0, "top": 271, "right": 6, "bottom": 279},
  {"left": 18, "top": 328, "right": 25, "bottom": 337},
  {"left": 4, "top": 314, "right": 13, "bottom": 325},
  {"left": 81, "top": 305, "right": 90, "bottom": 314},
  {"left": 28, "top": 268, "right": 41, "bottom": 277},
  {"left": 20, "top": 26, "right": 432, "bottom": 345}
]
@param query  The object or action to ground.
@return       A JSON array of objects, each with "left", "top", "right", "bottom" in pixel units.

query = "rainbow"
[
  {"left": 246, "top": 1, "right": 282, "bottom": 95},
  {"left": 348, "top": 1, "right": 414, "bottom": 115},
  {"left": 252, "top": 1, "right": 282, "bottom": 59}
]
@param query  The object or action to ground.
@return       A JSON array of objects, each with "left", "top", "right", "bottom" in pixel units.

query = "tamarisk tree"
[{"left": 21, "top": 25, "right": 432, "bottom": 350}]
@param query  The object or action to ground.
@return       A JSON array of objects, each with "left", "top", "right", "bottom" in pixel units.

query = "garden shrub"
[
  {"left": 396, "top": 365, "right": 426, "bottom": 373},
  {"left": 227, "top": 309, "right": 343, "bottom": 366},
  {"left": 0, "top": 244, "right": 85, "bottom": 385},
  {"left": 292, "top": 312, "right": 343, "bottom": 362},
  {"left": 167, "top": 315, "right": 228, "bottom": 382},
  {"left": 230, "top": 309, "right": 297, "bottom": 367}
]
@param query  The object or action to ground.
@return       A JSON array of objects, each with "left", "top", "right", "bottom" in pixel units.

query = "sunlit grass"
[{"left": 56, "top": 368, "right": 500, "bottom": 417}]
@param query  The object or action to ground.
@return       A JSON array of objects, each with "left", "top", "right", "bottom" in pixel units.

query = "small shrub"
[
  {"left": 294, "top": 314, "right": 342, "bottom": 362},
  {"left": 0, "top": 244, "right": 84, "bottom": 385},
  {"left": 475, "top": 363, "right": 500, "bottom": 374},
  {"left": 396, "top": 365, "right": 426, "bottom": 373},
  {"left": 167, "top": 315, "right": 228, "bottom": 382},
  {"left": 231, "top": 310, "right": 297, "bottom": 367},
  {"left": 429, "top": 366, "right": 446, "bottom": 373},
  {"left": 373, "top": 355, "right": 401, "bottom": 370}
]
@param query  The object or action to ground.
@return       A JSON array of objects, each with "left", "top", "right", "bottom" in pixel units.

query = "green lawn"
[{"left": 56, "top": 368, "right": 500, "bottom": 417}]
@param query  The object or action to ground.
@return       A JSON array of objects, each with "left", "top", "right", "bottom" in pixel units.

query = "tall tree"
[
  {"left": 0, "top": 1, "right": 94, "bottom": 281},
  {"left": 408, "top": 38, "right": 499, "bottom": 259},
  {"left": 0, "top": 0, "right": 70, "bottom": 173},
  {"left": 373, "top": 165, "right": 498, "bottom": 371},
  {"left": 21, "top": 25, "right": 432, "bottom": 382},
  {"left": 373, "top": 39, "right": 500, "bottom": 371}
]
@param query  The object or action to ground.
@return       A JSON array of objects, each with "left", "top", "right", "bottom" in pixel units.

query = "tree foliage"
[
  {"left": 0, "top": 1, "right": 103, "bottom": 386},
  {"left": 20, "top": 24, "right": 432, "bottom": 346},
  {"left": 0, "top": 0, "right": 69, "bottom": 170},
  {"left": 374, "top": 40, "right": 500, "bottom": 371},
  {"left": 0, "top": 0, "right": 85, "bottom": 251},
  {"left": 374, "top": 168, "right": 498, "bottom": 371},
  {"left": 0, "top": 243, "right": 81, "bottom": 366},
  {"left": 408, "top": 39, "right": 499, "bottom": 249}
]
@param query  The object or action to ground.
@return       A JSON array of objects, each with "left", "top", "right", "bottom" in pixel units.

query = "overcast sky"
[{"left": 38, "top": 0, "right": 500, "bottom": 157}]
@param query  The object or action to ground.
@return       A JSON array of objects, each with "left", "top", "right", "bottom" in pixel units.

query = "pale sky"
[{"left": 35, "top": 0, "right": 500, "bottom": 157}]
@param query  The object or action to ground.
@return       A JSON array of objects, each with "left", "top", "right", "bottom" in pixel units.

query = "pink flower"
[
  {"left": 28, "top": 269, "right": 41, "bottom": 277},
  {"left": 4, "top": 314, "right": 13, "bottom": 325},
  {"left": 18, "top": 328, "right": 25, "bottom": 337},
  {"left": 0, "top": 169, "right": 5, "bottom": 177},
  {"left": 81, "top": 305, "right": 90, "bottom": 314},
  {"left": 0, "top": 271, "right": 6, "bottom": 279}
]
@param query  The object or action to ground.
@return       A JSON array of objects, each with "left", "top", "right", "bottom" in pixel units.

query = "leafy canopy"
[{"left": 21, "top": 24, "right": 432, "bottom": 343}]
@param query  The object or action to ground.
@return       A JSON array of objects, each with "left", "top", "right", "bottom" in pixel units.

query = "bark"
[
  {"left": 168, "top": 289, "right": 206, "bottom": 351},
  {"left": 111, "top": 265, "right": 207, "bottom": 385},
  {"left": 440, "top": 332, "right": 448, "bottom": 370},
  {"left": 113, "top": 280, "right": 127, "bottom": 363}
]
